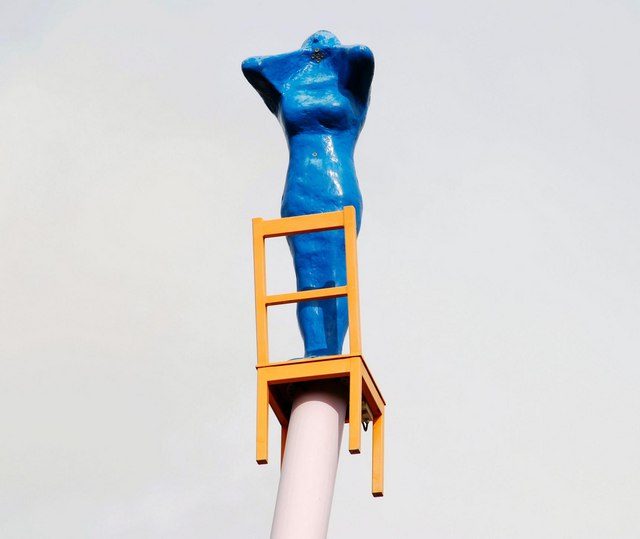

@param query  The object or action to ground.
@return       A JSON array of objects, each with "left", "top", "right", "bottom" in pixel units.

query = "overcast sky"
[{"left": 1, "top": 1, "right": 639, "bottom": 538}]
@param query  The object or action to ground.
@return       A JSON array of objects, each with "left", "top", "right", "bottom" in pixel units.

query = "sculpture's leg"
[{"left": 287, "top": 230, "right": 348, "bottom": 357}]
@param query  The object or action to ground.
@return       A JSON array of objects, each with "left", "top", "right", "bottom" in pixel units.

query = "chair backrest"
[{"left": 252, "top": 206, "right": 361, "bottom": 365}]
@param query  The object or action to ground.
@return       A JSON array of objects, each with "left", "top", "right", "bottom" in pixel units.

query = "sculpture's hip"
[
  {"left": 280, "top": 132, "right": 362, "bottom": 228},
  {"left": 281, "top": 182, "right": 362, "bottom": 227}
]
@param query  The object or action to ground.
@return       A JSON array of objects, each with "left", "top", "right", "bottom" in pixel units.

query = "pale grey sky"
[{"left": 1, "top": 1, "right": 639, "bottom": 537}]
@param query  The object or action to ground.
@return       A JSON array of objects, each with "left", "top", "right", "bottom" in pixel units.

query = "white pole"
[{"left": 270, "top": 382, "right": 347, "bottom": 539}]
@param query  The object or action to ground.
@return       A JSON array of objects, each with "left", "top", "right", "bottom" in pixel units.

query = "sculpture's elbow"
[
  {"left": 241, "top": 56, "right": 264, "bottom": 76},
  {"left": 345, "top": 46, "right": 374, "bottom": 109}
]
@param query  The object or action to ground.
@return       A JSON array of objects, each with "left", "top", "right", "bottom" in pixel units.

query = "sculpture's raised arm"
[
  {"left": 341, "top": 45, "right": 375, "bottom": 113},
  {"left": 241, "top": 55, "right": 284, "bottom": 115}
]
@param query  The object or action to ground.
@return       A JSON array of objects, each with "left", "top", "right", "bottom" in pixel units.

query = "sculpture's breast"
[{"left": 280, "top": 79, "right": 355, "bottom": 135}]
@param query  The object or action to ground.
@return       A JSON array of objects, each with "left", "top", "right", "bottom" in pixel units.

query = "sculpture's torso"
[
  {"left": 278, "top": 53, "right": 363, "bottom": 225},
  {"left": 243, "top": 31, "right": 373, "bottom": 356}
]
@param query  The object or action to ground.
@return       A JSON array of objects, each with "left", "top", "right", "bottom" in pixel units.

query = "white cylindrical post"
[{"left": 270, "top": 382, "right": 347, "bottom": 539}]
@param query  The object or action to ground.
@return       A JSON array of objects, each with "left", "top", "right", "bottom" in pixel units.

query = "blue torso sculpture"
[{"left": 243, "top": 31, "right": 374, "bottom": 357}]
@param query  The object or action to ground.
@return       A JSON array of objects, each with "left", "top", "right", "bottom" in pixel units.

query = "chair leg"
[
  {"left": 256, "top": 374, "right": 269, "bottom": 464},
  {"left": 372, "top": 410, "right": 384, "bottom": 497},
  {"left": 349, "top": 358, "right": 362, "bottom": 454}
]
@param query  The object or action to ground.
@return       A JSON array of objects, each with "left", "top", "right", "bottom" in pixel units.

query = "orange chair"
[{"left": 252, "top": 206, "right": 385, "bottom": 496}]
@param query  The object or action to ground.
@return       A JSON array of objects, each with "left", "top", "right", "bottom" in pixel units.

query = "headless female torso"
[{"left": 243, "top": 31, "right": 374, "bottom": 357}]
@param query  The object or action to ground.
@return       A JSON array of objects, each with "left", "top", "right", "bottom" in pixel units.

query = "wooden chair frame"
[{"left": 252, "top": 206, "right": 385, "bottom": 496}]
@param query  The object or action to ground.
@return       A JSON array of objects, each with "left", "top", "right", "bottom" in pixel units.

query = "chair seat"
[{"left": 256, "top": 354, "right": 385, "bottom": 497}]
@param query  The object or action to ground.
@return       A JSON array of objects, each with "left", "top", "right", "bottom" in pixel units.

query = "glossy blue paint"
[{"left": 243, "top": 31, "right": 374, "bottom": 357}]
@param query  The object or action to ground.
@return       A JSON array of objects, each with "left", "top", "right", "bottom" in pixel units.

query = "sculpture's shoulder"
[
  {"left": 244, "top": 53, "right": 310, "bottom": 86},
  {"left": 242, "top": 51, "right": 307, "bottom": 115}
]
